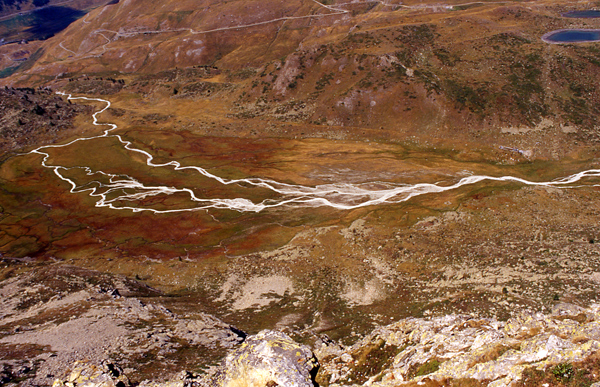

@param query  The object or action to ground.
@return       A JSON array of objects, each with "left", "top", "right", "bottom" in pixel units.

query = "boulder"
[{"left": 210, "top": 330, "right": 319, "bottom": 387}]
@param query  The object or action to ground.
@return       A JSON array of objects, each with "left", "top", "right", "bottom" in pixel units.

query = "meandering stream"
[{"left": 25, "top": 94, "right": 600, "bottom": 213}]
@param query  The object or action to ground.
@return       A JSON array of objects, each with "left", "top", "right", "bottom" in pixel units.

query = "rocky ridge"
[
  {"left": 46, "top": 301, "right": 600, "bottom": 387},
  {"left": 0, "top": 265, "right": 245, "bottom": 386},
  {"left": 0, "top": 86, "right": 90, "bottom": 154},
  {"left": 315, "top": 303, "right": 600, "bottom": 386}
]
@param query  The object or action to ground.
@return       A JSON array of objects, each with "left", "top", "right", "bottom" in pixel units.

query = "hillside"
[
  {"left": 1, "top": 0, "right": 600, "bottom": 386},
  {"left": 3, "top": 0, "right": 600, "bottom": 153},
  {"left": 0, "top": 86, "right": 92, "bottom": 153}
]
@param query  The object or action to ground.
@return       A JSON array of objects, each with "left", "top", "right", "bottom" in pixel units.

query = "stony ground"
[
  {"left": 0, "top": 265, "right": 244, "bottom": 386},
  {"left": 0, "top": 87, "right": 91, "bottom": 154},
  {"left": 0, "top": 0, "right": 600, "bottom": 385},
  {"left": 40, "top": 291, "right": 600, "bottom": 387}
]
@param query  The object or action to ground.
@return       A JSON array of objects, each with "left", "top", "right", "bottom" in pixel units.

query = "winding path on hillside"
[
  {"left": 59, "top": 0, "right": 350, "bottom": 57},
  {"left": 57, "top": 0, "right": 545, "bottom": 58},
  {"left": 24, "top": 94, "right": 600, "bottom": 213}
]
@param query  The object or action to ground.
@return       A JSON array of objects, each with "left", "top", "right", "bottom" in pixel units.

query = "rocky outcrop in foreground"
[
  {"left": 0, "top": 265, "right": 244, "bottom": 386},
  {"left": 51, "top": 330, "right": 319, "bottom": 387},
  {"left": 50, "top": 303, "right": 600, "bottom": 387},
  {"left": 209, "top": 330, "right": 318, "bottom": 387},
  {"left": 316, "top": 303, "right": 600, "bottom": 387}
]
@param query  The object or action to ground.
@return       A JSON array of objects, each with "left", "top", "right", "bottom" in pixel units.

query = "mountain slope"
[{"left": 3, "top": 0, "right": 597, "bottom": 153}]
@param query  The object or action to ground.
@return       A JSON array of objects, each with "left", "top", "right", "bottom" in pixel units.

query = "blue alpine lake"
[
  {"left": 562, "top": 10, "right": 600, "bottom": 18},
  {"left": 542, "top": 29, "right": 600, "bottom": 43}
]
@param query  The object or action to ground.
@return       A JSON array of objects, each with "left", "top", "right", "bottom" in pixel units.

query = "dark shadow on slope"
[
  {"left": 26, "top": 6, "right": 85, "bottom": 40},
  {"left": 0, "top": 6, "right": 84, "bottom": 41}
]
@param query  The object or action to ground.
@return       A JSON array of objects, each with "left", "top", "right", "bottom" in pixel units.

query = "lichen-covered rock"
[
  {"left": 317, "top": 303, "right": 600, "bottom": 387},
  {"left": 47, "top": 304, "right": 600, "bottom": 387},
  {"left": 137, "top": 371, "right": 199, "bottom": 387},
  {"left": 53, "top": 363, "right": 202, "bottom": 387},
  {"left": 52, "top": 360, "right": 129, "bottom": 387},
  {"left": 210, "top": 330, "right": 319, "bottom": 387}
]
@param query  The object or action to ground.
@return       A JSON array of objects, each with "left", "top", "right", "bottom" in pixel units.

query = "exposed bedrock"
[
  {"left": 49, "top": 303, "right": 600, "bottom": 387},
  {"left": 209, "top": 330, "right": 319, "bottom": 387}
]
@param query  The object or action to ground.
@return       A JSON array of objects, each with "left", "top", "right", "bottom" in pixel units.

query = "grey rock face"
[
  {"left": 316, "top": 303, "right": 600, "bottom": 387},
  {"left": 51, "top": 360, "right": 130, "bottom": 387},
  {"left": 0, "top": 266, "right": 244, "bottom": 386},
  {"left": 210, "top": 330, "right": 319, "bottom": 387}
]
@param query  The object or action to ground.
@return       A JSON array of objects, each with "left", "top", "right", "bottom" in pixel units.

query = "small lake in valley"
[
  {"left": 562, "top": 10, "right": 600, "bottom": 18},
  {"left": 542, "top": 29, "right": 600, "bottom": 43}
]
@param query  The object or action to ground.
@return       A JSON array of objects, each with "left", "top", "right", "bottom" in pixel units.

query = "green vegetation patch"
[
  {"left": 445, "top": 80, "right": 488, "bottom": 114},
  {"left": 517, "top": 357, "right": 600, "bottom": 387},
  {"left": 413, "top": 358, "right": 441, "bottom": 377},
  {"left": 0, "top": 47, "right": 43, "bottom": 78}
]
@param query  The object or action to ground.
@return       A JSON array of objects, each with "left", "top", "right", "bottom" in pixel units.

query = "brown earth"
[{"left": 0, "top": 0, "right": 600, "bottom": 385}]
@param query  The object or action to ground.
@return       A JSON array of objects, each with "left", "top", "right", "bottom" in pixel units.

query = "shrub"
[{"left": 552, "top": 363, "right": 574, "bottom": 380}]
